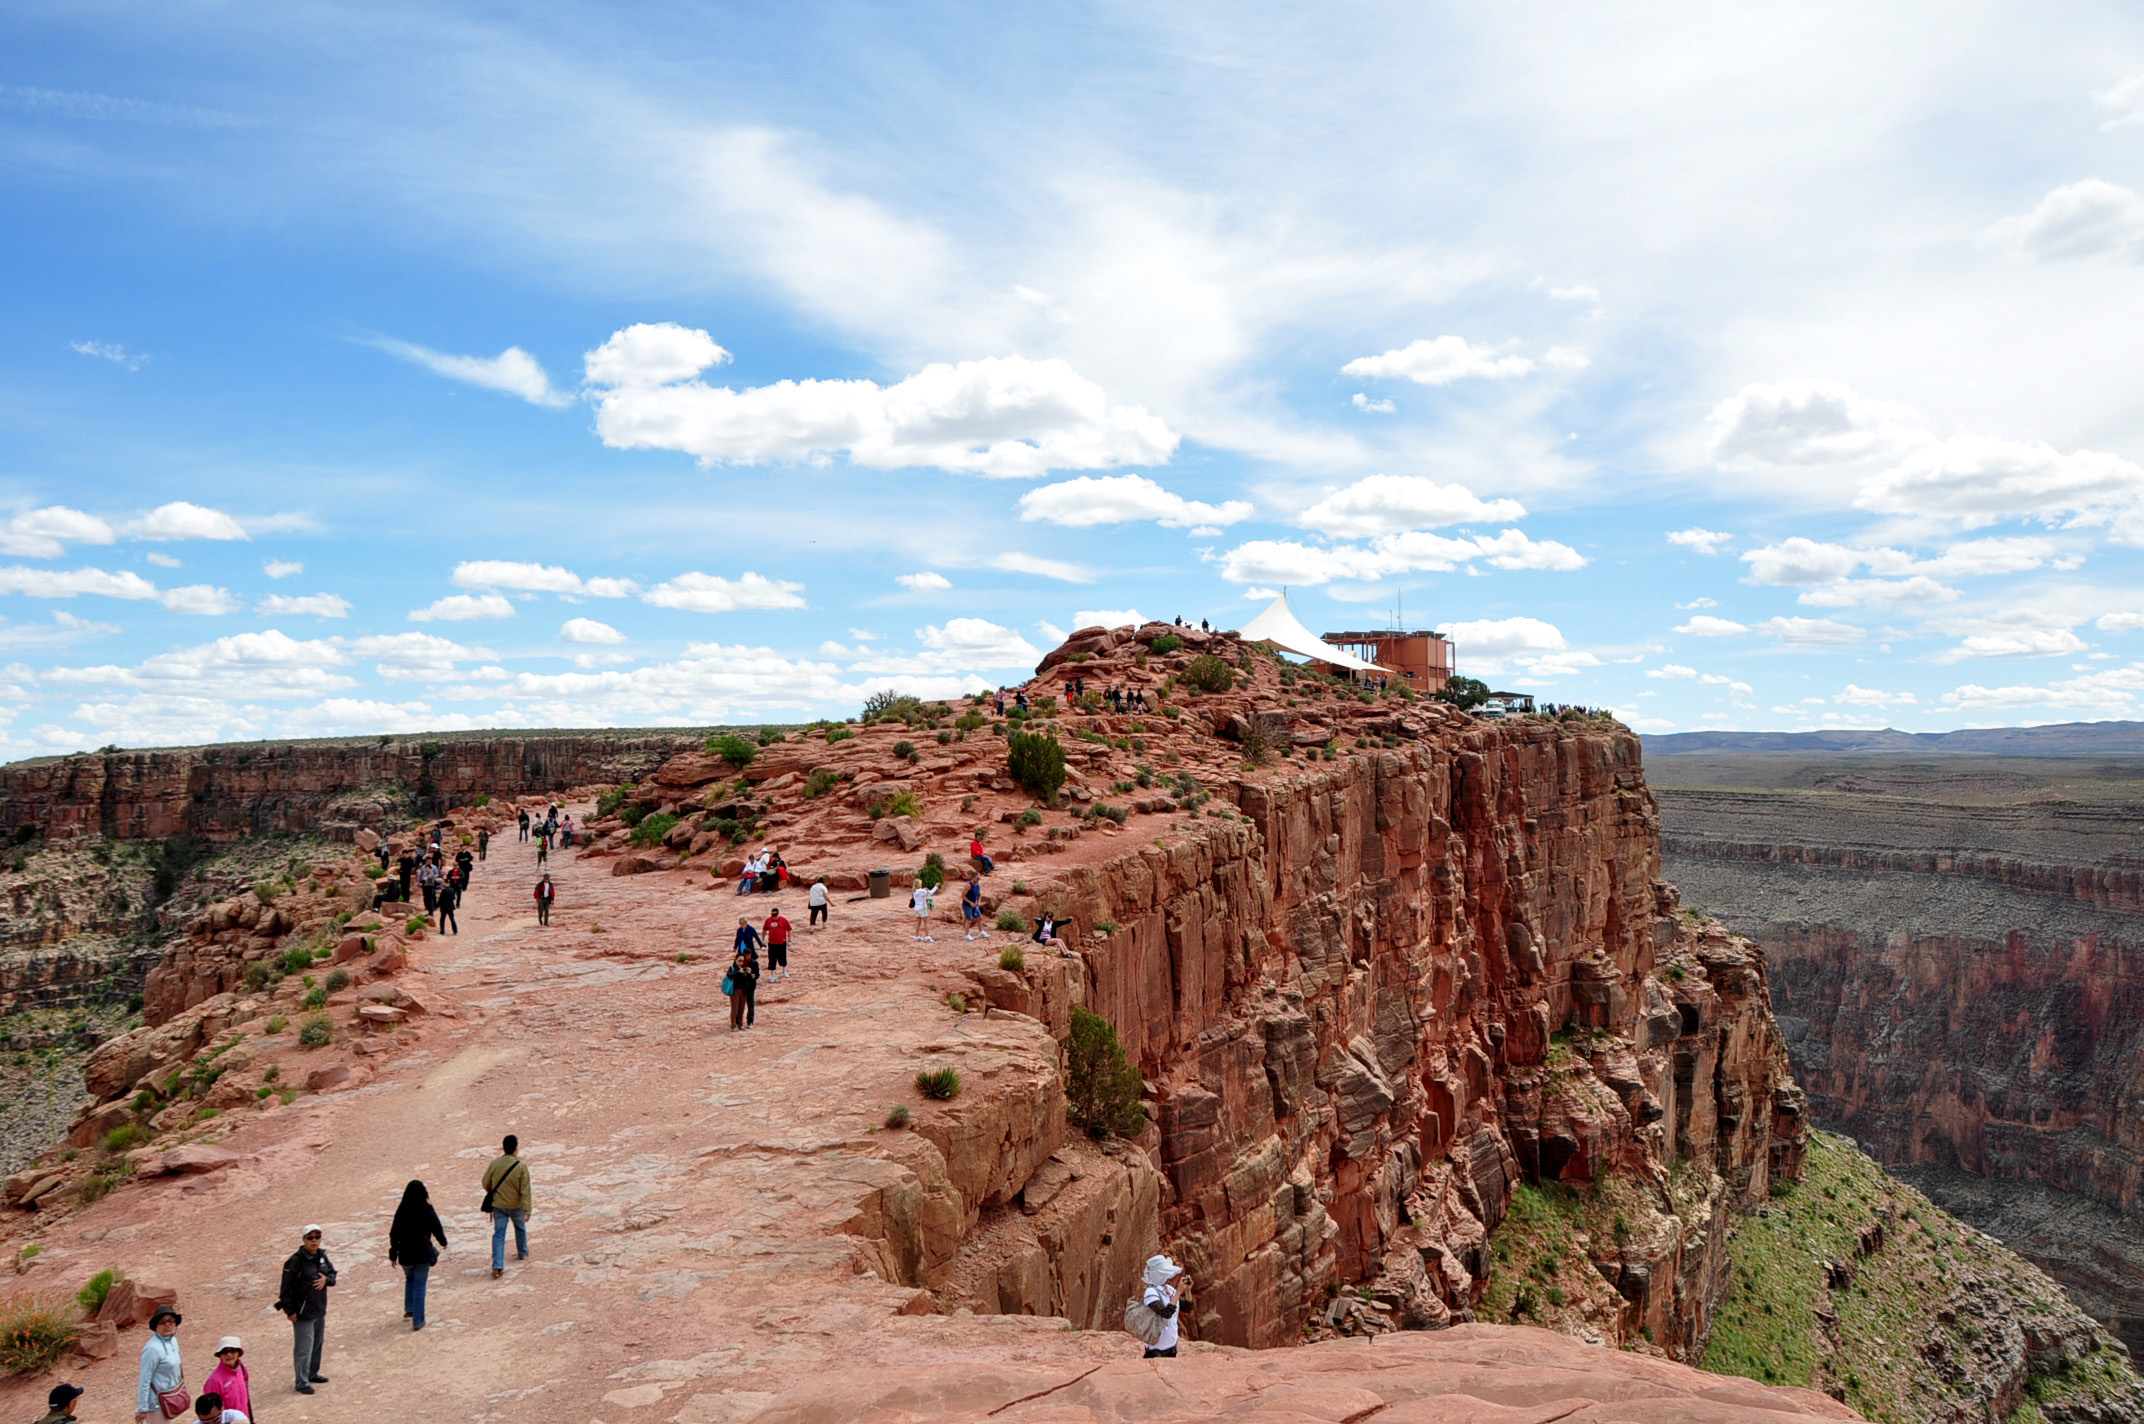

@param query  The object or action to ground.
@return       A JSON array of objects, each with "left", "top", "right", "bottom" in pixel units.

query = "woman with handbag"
[
  {"left": 134, "top": 1305, "right": 186, "bottom": 1421},
  {"left": 387, "top": 1179, "right": 449, "bottom": 1330}
]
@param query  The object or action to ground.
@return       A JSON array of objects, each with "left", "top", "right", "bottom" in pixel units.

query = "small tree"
[
  {"left": 1435, "top": 675, "right": 1491, "bottom": 711},
  {"left": 1065, "top": 1007, "right": 1146, "bottom": 1138},
  {"left": 708, "top": 734, "right": 757, "bottom": 769},
  {"left": 1007, "top": 730, "right": 1066, "bottom": 803},
  {"left": 1182, "top": 654, "right": 1235, "bottom": 693}
]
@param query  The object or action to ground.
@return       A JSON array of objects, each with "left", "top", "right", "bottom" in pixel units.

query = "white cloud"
[
  {"left": 1212, "top": 528, "right": 1584, "bottom": 585},
  {"left": 1853, "top": 435, "right": 2144, "bottom": 529},
  {"left": 586, "top": 329, "right": 1177, "bottom": 478},
  {"left": 1443, "top": 616, "right": 1570, "bottom": 677},
  {"left": 255, "top": 593, "right": 351, "bottom": 619},
  {"left": 1758, "top": 616, "right": 1864, "bottom": 646},
  {"left": 0, "top": 566, "right": 161, "bottom": 601},
  {"left": 1296, "top": 474, "right": 1526, "bottom": 538},
  {"left": 1542, "top": 347, "right": 1590, "bottom": 372},
  {"left": 1647, "top": 664, "right": 1698, "bottom": 680},
  {"left": 1835, "top": 684, "right": 1916, "bottom": 707},
  {"left": 1675, "top": 615, "right": 1748, "bottom": 636},
  {"left": 1797, "top": 576, "right": 1959, "bottom": 608},
  {"left": 1546, "top": 284, "right": 1600, "bottom": 304},
  {"left": 374, "top": 338, "right": 572, "bottom": 407},
  {"left": 915, "top": 618, "right": 1040, "bottom": 666},
  {"left": 0, "top": 507, "right": 116, "bottom": 559},
  {"left": 124, "top": 502, "right": 249, "bottom": 543},
  {"left": 1244, "top": 586, "right": 1278, "bottom": 600},
  {"left": 70, "top": 340, "right": 146, "bottom": 370},
  {"left": 1677, "top": 597, "right": 1717, "bottom": 609},
  {"left": 1741, "top": 537, "right": 1862, "bottom": 585},
  {"left": 2097, "top": 71, "right": 2144, "bottom": 129},
  {"left": 1990, "top": 180, "right": 2144, "bottom": 263},
  {"left": 580, "top": 577, "right": 639, "bottom": 598},
  {"left": 642, "top": 571, "right": 806, "bottom": 613},
  {"left": 1667, "top": 528, "right": 1732, "bottom": 556},
  {"left": 560, "top": 617, "right": 627, "bottom": 644},
  {"left": 277, "top": 698, "right": 442, "bottom": 737},
  {"left": 347, "top": 631, "right": 488, "bottom": 681},
  {"left": 895, "top": 571, "right": 953, "bottom": 590},
  {"left": 1071, "top": 609, "right": 1144, "bottom": 630},
  {"left": 1707, "top": 378, "right": 1920, "bottom": 467},
  {"left": 1350, "top": 393, "right": 1395, "bottom": 414},
  {"left": 262, "top": 559, "right": 302, "bottom": 578},
  {"left": 1942, "top": 667, "right": 2144, "bottom": 714},
  {"left": 452, "top": 560, "right": 584, "bottom": 593},
  {"left": 582, "top": 322, "right": 731, "bottom": 388},
  {"left": 2099, "top": 611, "right": 2144, "bottom": 633},
  {"left": 988, "top": 552, "right": 1095, "bottom": 583},
  {"left": 1017, "top": 473, "right": 1252, "bottom": 529},
  {"left": 1931, "top": 626, "right": 2089, "bottom": 661},
  {"left": 1342, "top": 335, "right": 1537, "bottom": 386},
  {"left": 410, "top": 592, "right": 515, "bottom": 622},
  {"left": 1034, "top": 620, "right": 1067, "bottom": 644},
  {"left": 47, "top": 630, "right": 354, "bottom": 700},
  {"left": 144, "top": 553, "right": 180, "bottom": 569}
]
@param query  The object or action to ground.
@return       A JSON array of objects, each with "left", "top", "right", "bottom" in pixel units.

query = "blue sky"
[{"left": 4, "top": 1, "right": 2144, "bottom": 753}]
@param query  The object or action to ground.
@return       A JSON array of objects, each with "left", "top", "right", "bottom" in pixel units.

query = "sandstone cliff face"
[{"left": 0, "top": 733, "right": 707, "bottom": 843}]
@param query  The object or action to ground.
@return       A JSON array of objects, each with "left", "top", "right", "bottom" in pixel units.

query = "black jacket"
[
  {"left": 276, "top": 1246, "right": 336, "bottom": 1319},
  {"left": 388, "top": 1202, "right": 448, "bottom": 1270}
]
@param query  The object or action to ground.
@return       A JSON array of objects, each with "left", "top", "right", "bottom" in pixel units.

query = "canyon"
[
  {"left": 1652, "top": 731, "right": 2144, "bottom": 1362},
  {"left": 0, "top": 641, "right": 2133, "bottom": 1422}
]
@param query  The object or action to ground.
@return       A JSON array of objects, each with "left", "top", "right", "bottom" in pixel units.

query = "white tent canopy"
[{"left": 1238, "top": 591, "right": 1388, "bottom": 673}]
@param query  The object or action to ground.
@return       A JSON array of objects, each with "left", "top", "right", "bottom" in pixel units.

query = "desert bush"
[
  {"left": 936, "top": 730, "right": 954, "bottom": 745},
  {"left": 998, "top": 944, "right": 1026, "bottom": 971},
  {"left": 944, "top": 992, "right": 966, "bottom": 1013},
  {"left": 597, "top": 787, "right": 628, "bottom": 817},
  {"left": 324, "top": 968, "right": 349, "bottom": 993},
  {"left": 279, "top": 945, "right": 315, "bottom": 975},
  {"left": 298, "top": 1013, "right": 332, "bottom": 1049},
  {"left": 101, "top": 1124, "right": 146, "bottom": 1155},
  {"left": 1148, "top": 633, "right": 1182, "bottom": 655},
  {"left": 1016, "top": 809, "right": 1042, "bottom": 828},
  {"left": 825, "top": 726, "right": 854, "bottom": 744},
  {"left": 707, "top": 734, "right": 757, "bottom": 769},
  {"left": 1007, "top": 731, "right": 1066, "bottom": 803},
  {"left": 1182, "top": 654, "right": 1235, "bottom": 693},
  {"left": 404, "top": 916, "right": 427, "bottom": 935},
  {"left": 884, "top": 1104, "right": 912, "bottom": 1129},
  {"left": 252, "top": 881, "right": 279, "bottom": 905},
  {"left": 804, "top": 768, "right": 839, "bottom": 798},
  {"left": 1240, "top": 718, "right": 1275, "bottom": 764},
  {"left": 629, "top": 812, "right": 679, "bottom": 847},
  {"left": 1066, "top": 1007, "right": 1146, "bottom": 1138},
  {"left": 884, "top": 789, "right": 920, "bottom": 818},
  {"left": 917, "top": 851, "right": 946, "bottom": 890},
  {"left": 303, "top": 987, "right": 327, "bottom": 1010},
  {"left": 242, "top": 961, "right": 274, "bottom": 992},
  {"left": 618, "top": 802, "right": 650, "bottom": 827},
  {"left": 955, "top": 711, "right": 985, "bottom": 731},
  {"left": 1, "top": 1292, "right": 82, "bottom": 1371},
  {"left": 265, "top": 1014, "right": 287, "bottom": 1034},
  {"left": 892, "top": 739, "right": 916, "bottom": 760},
  {"left": 916, "top": 1067, "right": 962, "bottom": 1100},
  {"left": 995, "top": 910, "right": 1028, "bottom": 933}
]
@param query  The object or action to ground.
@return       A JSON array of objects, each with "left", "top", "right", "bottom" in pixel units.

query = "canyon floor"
[{"left": 0, "top": 810, "right": 1856, "bottom": 1423}]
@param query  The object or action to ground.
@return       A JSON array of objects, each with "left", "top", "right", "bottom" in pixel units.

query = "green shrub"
[
  {"left": 265, "top": 1015, "right": 287, "bottom": 1034},
  {"left": 999, "top": 944, "right": 1026, "bottom": 971},
  {"left": 597, "top": 787, "right": 628, "bottom": 817},
  {"left": 618, "top": 802, "right": 650, "bottom": 828},
  {"left": 917, "top": 857, "right": 945, "bottom": 890},
  {"left": 405, "top": 916, "right": 427, "bottom": 935},
  {"left": 1182, "top": 654, "right": 1235, "bottom": 693},
  {"left": 936, "top": 730, "right": 954, "bottom": 745},
  {"left": 892, "top": 739, "right": 916, "bottom": 760},
  {"left": 955, "top": 711, "right": 985, "bottom": 731},
  {"left": 944, "top": 991, "right": 966, "bottom": 1013},
  {"left": 101, "top": 1124, "right": 146, "bottom": 1155},
  {"left": 630, "top": 812, "right": 679, "bottom": 847},
  {"left": 708, "top": 734, "right": 757, "bottom": 768},
  {"left": 885, "top": 1104, "right": 911, "bottom": 1129},
  {"left": 1066, "top": 1007, "right": 1147, "bottom": 1138},
  {"left": 303, "top": 987, "right": 327, "bottom": 1010},
  {"left": 0, "top": 1292, "right": 79, "bottom": 1373},
  {"left": 263, "top": 1065, "right": 279, "bottom": 1083},
  {"left": 279, "top": 945, "right": 315, "bottom": 975},
  {"left": 916, "top": 1067, "right": 962, "bottom": 1100},
  {"left": 1007, "top": 731, "right": 1067, "bottom": 803},
  {"left": 324, "top": 968, "right": 349, "bottom": 993},
  {"left": 804, "top": 768, "right": 840, "bottom": 799},
  {"left": 297, "top": 1013, "right": 333, "bottom": 1049},
  {"left": 825, "top": 726, "right": 854, "bottom": 744},
  {"left": 884, "top": 789, "right": 921, "bottom": 818},
  {"left": 242, "top": 961, "right": 274, "bottom": 992},
  {"left": 996, "top": 910, "right": 1028, "bottom": 933},
  {"left": 75, "top": 1267, "right": 123, "bottom": 1316},
  {"left": 1016, "top": 809, "right": 1042, "bottom": 828},
  {"left": 252, "top": 881, "right": 279, "bottom": 905},
  {"left": 1148, "top": 633, "right": 1182, "bottom": 655}
]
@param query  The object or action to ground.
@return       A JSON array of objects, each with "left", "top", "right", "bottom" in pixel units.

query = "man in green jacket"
[{"left": 483, "top": 1134, "right": 533, "bottom": 1277}]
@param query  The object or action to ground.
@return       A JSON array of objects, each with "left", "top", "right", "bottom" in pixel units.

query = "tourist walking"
[
  {"left": 275, "top": 1226, "right": 335, "bottom": 1394},
  {"left": 962, "top": 877, "right": 986, "bottom": 941},
  {"left": 437, "top": 877, "right": 459, "bottom": 935},
  {"left": 417, "top": 859, "right": 440, "bottom": 913},
  {"left": 133, "top": 1306, "right": 183, "bottom": 1423},
  {"left": 517, "top": 808, "right": 530, "bottom": 842},
  {"left": 1139, "top": 1254, "right": 1189, "bottom": 1359},
  {"left": 476, "top": 827, "right": 489, "bottom": 862},
  {"left": 482, "top": 1135, "right": 532, "bottom": 1277},
  {"left": 201, "top": 1338, "right": 251, "bottom": 1421},
  {"left": 726, "top": 942, "right": 759, "bottom": 1030},
  {"left": 387, "top": 1180, "right": 448, "bottom": 1330},
  {"left": 37, "top": 1383, "right": 83, "bottom": 1424},
  {"left": 762, "top": 907, "right": 791, "bottom": 981},
  {"left": 535, "top": 832, "right": 549, "bottom": 868},
  {"left": 910, "top": 881, "right": 935, "bottom": 942},
  {"left": 807, "top": 876, "right": 828, "bottom": 930},
  {"left": 396, "top": 849, "right": 415, "bottom": 901},
  {"left": 455, "top": 846, "right": 474, "bottom": 885},
  {"left": 534, "top": 873, "right": 554, "bottom": 925}
]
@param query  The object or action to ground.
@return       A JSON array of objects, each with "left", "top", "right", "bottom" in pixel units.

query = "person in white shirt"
[
  {"left": 807, "top": 877, "right": 829, "bottom": 930},
  {"left": 910, "top": 882, "right": 935, "bottom": 942},
  {"left": 194, "top": 1393, "right": 248, "bottom": 1424},
  {"left": 1140, "top": 1254, "right": 1188, "bottom": 1358}
]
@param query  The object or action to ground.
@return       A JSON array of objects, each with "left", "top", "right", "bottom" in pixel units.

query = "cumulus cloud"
[
  {"left": 0, "top": 507, "right": 115, "bottom": 559},
  {"left": 2099, "top": 611, "right": 2144, "bottom": 633},
  {"left": 585, "top": 325, "right": 1176, "bottom": 478},
  {"left": 0, "top": 566, "right": 160, "bottom": 601},
  {"left": 123, "top": 502, "right": 249, "bottom": 543},
  {"left": 374, "top": 338, "right": 573, "bottom": 407},
  {"left": 1740, "top": 536, "right": 2063, "bottom": 606},
  {"left": 410, "top": 592, "right": 515, "bottom": 622},
  {"left": 560, "top": 617, "right": 627, "bottom": 644},
  {"left": 1835, "top": 684, "right": 1917, "bottom": 707},
  {"left": 1707, "top": 379, "right": 1921, "bottom": 468},
  {"left": 988, "top": 552, "right": 1094, "bottom": 583},
  {"left": 1350, "top": 394, "right": 1395, "bottom": 414},
  {"left": 1296, "top": 475, "right": 1526, "bottom": 539},
  {"left": 1942, "top": 666, "right": 2144, "bottom": 714},
  {"left": 46, "top": 630, "right": 354, "bottom": 700},
  {"left": 915, "top": 619, "right": 1039, "bottom": 665},
  {"left": 1017, "top": 474, "right": 1251, "bottom": 529},
  {"left": 1675, "top": 615, "right": 1749, "bottom": 636},
  {"left": 895, "top": 572, "right": 952, "bottom": 590},
  {"left": 262, "top": 559, "right": 302, "bottom": 579},
  {"left": 2097, "top": 71, "right": 2144, "bottom": 129},
  {"left": 1758, "top": 616, "right": 1864, "bottom": 646},
  {"left": 1034, "top": 620, "right": 1067, "bottom": 644},
  {"left": 1212, "top": 529, "right": 1584, "bottom": 586},
  {"left": 1931, "top": 626, "right": 2089, "bottom": 661},
  {"left": 1990, "top": 180, "right": 2144, "bottom": 263},
  {"left": 582, "top": 322, "right": 731, "bottom": 387},
  {"left": 1667, "top": 528, "right": 1732, "bottom": 556},
  {"left": 450, "top": 562, "right": 637, "bottom": 598},
  {"left": 1647, "top": 664, "right": 1698, "bottom": 680},
  {"left": 1072, "top": 609, "right": 1145, "bottom": 630},
  {"left": 1442, "top": 617, "right": 1576, "bottom": 677},
  {"left": 1853, "top": 436, "right": 2144, "bottom": 529},
  {"left": 1341, "top": 335, "right": 1541, "bottom": 386},
  {"left": 255, "top": 593, "right": 351, "bottom": 619},
  {"left": 144, "top": 553, "right": 180, "bottom": 569},
  {"left": 642, "top": 571, "right": 806, "bottom": 613},
  {"left": 347, "top": 632, "right": 489, "bottom": 681}
]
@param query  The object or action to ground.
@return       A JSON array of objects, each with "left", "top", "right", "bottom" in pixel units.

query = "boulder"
[
  {"left": 68, "top": 1099, "right": 136, "bottom": 1150},
  {"left": 872, "top": 818, "right": 923, "bottom": 852},
  {"left": 306, "top": 1063, "right": 352, "bottom": 1091},
  {"left": 333, "top": 934, "right": 370, "bottom": 964},
  {"left": 143, "top": 1144, "right": 242, "bottom": 1177},
  {"left": 71, "top": 1320, "right": 118, "bottom": 1360},
  {"left": 612, "top": 854, "right": 658, "bottom": 876},
  {"left": 359, "top": 1004, "right": 407, "bottom": 1026},
  {"left": 651, "top": 751, "right": 728, "bottom": 788},
  {"left": 94, "top": 1279, "right": 178, "bottom": 1329},
  {"left": 3, "top": 1166, "right": 67, "bottom": 1209},
  {"left": 366, "top": 944, "right": 407, "bottom": 976},
  {"left": 354, "top": 829, "right": 380, "bottom": 851}
]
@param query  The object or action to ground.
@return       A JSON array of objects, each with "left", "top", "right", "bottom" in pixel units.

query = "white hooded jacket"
[{"left": 1140, "top": 1254, "right": 1183, "bottom": 1351}]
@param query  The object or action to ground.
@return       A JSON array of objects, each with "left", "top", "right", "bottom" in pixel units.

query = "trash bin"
[{"left": 868, "top": 869, "right": 892, "bottom": 899}]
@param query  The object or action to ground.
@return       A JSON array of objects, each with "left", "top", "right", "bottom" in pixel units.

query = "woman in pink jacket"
[{"left": 201, "top": 1338, "right": 250, "bottom": 1421}]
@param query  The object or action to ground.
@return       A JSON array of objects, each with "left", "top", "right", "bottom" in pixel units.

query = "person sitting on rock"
[
  {"left": 1031, "top": 913, "right": 1066, "bottom": 949},
  {"left": 968, "top": 832, "right": 993, "bottom": 876}
]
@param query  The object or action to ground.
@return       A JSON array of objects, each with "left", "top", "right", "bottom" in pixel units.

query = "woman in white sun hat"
[
  {"left": 1140, "top": 1254, "right": 1189, "bottom": 1358},
  {"left": 201, "top": 1337, "right": 251, "bottom": 1421}
]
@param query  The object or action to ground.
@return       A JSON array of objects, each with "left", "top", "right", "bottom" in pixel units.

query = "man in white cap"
[
  {"left": 274, "top": 1225, "right": 336, "bottom": 1394},
  {"left": 1140, "top": 1254, "right": 1189, "bottom": 1358}
]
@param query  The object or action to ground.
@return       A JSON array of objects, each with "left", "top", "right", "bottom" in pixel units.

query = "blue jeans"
[
  {"left": 490, "top": 1209, "right": 527, "bottom": 1269},
  {"left": 403, "top": 1264, "right": 430, "bottom": 1327}
]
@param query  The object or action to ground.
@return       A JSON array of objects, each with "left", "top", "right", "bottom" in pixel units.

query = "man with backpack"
[
  {"left": 482, "top": 1135, "right": 532, "bottom": 1278},
  {"left": 275, "top": 1225, "right": 336, "bottom": 1393}
]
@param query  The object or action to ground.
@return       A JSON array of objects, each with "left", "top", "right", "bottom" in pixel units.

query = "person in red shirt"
[
  {"left": 762, "top": 908, "right": 792, "bottom": 981},
  {"left": 533, "top": 874, "right": 554, "bottom": 926},
  {"left": 969, "top": 832, "right": 994, "bottom": 876}
]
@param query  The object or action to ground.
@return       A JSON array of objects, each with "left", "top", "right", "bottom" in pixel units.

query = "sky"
[{"left": 3, "top": 0, "right": 2144, "bottom": 753}]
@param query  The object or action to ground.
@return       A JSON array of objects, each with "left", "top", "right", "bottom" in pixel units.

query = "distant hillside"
[{"left": 1643, "top": 721, "right": 2144, "bottom": 757}]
